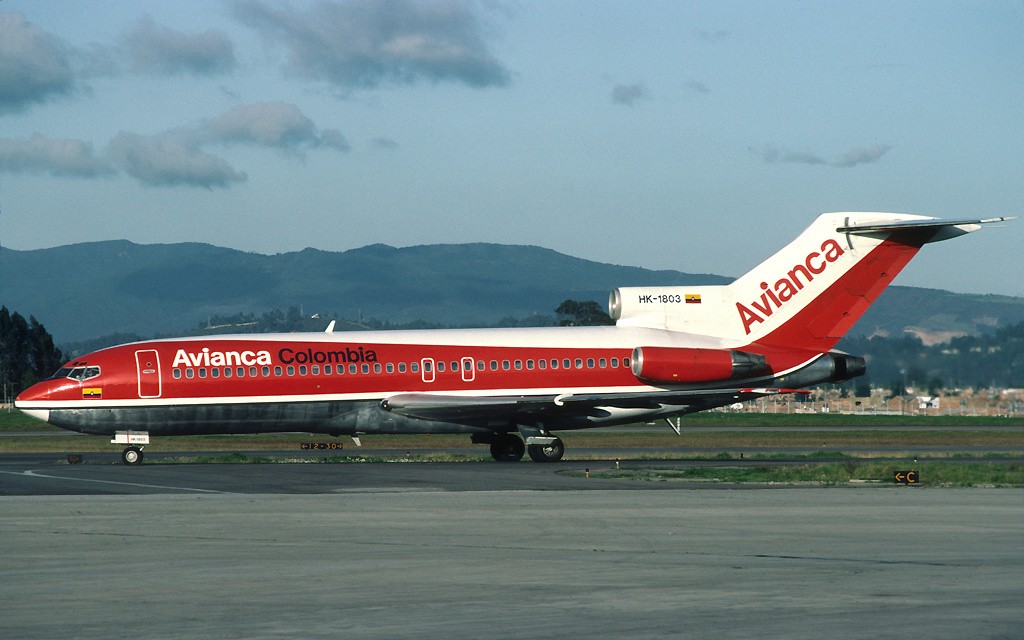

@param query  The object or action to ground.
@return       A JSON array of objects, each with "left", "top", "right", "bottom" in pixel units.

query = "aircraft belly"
[{"left": 45, "top": 401, "right": 490, "bottom": 437}]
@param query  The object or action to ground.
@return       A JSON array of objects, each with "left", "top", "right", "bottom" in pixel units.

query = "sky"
[{"left": 1, "top": 0, "right": 1022, "bottom": 297}]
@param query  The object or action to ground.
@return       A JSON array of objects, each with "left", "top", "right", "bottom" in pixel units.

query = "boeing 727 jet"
[{"left": 15, "top": 213, "right": 1008, "bottom": 464}]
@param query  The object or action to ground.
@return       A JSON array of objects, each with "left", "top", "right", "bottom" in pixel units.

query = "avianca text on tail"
[
  {"left": 16, "top": 213, "right": 1010, "bottom": 464},
  {"left": 735, "top": 237, "right": 845, "bottom": 334}
]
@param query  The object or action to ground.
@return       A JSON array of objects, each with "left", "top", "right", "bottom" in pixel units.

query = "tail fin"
[{"left": 610, "top": 212, "right": 1009, "bottom": 350}]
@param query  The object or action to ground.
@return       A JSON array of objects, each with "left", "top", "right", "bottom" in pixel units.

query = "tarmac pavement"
[{"left": 0, "top": 460, "right": 1021, "bottom": 639}]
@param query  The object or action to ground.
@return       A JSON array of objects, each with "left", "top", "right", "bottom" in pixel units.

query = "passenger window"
[
  {"left": 199, "top": 369, "right": 207, "bottom": 378},
  {"left": 186, "top": 369, "right": 194, "bottom": 379},
  {"left": 173, "top": 369, "right": 182, "bottom": 379},
  {"left": 411, "top": 362, "right": 419, "bottom": 373},
  {"left": 324, "top": 365, "right": 332, "bottom": 375},
  {"left": 212, "top": 368, "right": 220, "bottom": 378},
  {"left": 275, "top": 366, "right": 283, "bottom": 376},
  {"left": 538, "top": 360, "right": 546, "bottom": 370},
  {"left": 502, "top": 360, "right": 510, "bottom": 371},
  {"left": 563, "top": 359, "right": 571, "bottom": 369},
  {"left": 312, "top": 365, "right": 320, "bottom": 375},
  {"left": 361, "top": 363, "right": 370, "bottom": 374},
  {"left": 262, "top": 366, "right": 270, "bottom": 376},
  {"left": 575, "top": 359, "right": 583, "bottom": 369},
  {"left": 514, "top": 360, "right": 522, "bottom": 370},
  {"left": 451, "top": 361, "right": 459, "bottom": 372},
  {"left": 398, "top": 363, "right": 406, "bottom": 373},
  {"left": 386, "top": 363, "right": 395, "bottom": 374},
  {"left": 623, "top": 357, "right": 630, "bottom": 368},
  {"left": 490, "top": 360, "right": 498, "bottom": 371},
  {"left": 224, "top": 368, "right": 232, "bottom": 378},
  {"left": 373, "top": 363, "right": 381, "bottom": 374},
  {"left": 350, "top": 364, "right": 357, "bottom": 374},
  {"left": 611, "top": 358, "right": 619, "bottom": 368},
  {"left": 477, "top": 360, "right": 485, "bottom": 371},
  {"left": 237, "top": 367, "right": 245, "bottom": 377},
  {"left": 527, "top": 360, "right": 534, "bottom": 370},
  {"left": 587, "top": 358, "right": 595, "bottom": 368},
  {"left": 299, "top": 365, "right": 307, "bottom": 376},
  {"left": 599, "top": 358, "right": 607, "bottom": 368},
  {"left": 551, "top": 359, "right": 558, "bottom": 369},
  {"left": 436, "top": 361, "right": 444, "bottom": 373},
  {"left": 287, "top": 366, "right": 295, "bottom": 376}
]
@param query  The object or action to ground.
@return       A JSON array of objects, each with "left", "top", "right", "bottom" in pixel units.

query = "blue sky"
[{"left": 1, "top": 0, "right": 1021, "bottom": 297}]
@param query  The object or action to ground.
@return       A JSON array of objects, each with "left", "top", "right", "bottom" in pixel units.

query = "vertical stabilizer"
[{"left": 611, "top": 213, "right": 1007, "bottom": 352}]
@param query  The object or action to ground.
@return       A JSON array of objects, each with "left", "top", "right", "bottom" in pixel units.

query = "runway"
[{"left": 1, "top": 458, "right": 1022, "bottom": 639}]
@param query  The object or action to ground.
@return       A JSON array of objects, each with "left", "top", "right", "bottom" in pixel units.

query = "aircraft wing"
[{"left": 381, "top": 388, "right": 807, "bottom": 423}]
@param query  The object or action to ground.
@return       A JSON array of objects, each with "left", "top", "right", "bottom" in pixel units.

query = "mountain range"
[{"left": 3, "top": 240, "right": 1023, "bottom": 344}]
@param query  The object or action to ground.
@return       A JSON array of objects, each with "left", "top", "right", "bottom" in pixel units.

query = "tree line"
[{"left": 0, "top": 307, "right": 65, "bottom": 402}]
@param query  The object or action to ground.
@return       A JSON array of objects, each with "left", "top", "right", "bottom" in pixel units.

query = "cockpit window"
[
  {"left": 51, "top": 366, "right": 101, "bottom": 381},
  {"left": 50, "top": 367, "right": 73, "bottom": 380}
]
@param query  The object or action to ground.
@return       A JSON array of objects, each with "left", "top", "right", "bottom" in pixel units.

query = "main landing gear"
[
  {"left": 527, "top": 439, "right": 565, "bottom": 463},
  {"left": 474, "top": 431, "right": 565, "bottom": 463}
]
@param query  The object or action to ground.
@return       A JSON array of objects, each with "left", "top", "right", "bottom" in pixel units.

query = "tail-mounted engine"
[{"left": 631, "top": 346, "right": 769, "bottom": 384}]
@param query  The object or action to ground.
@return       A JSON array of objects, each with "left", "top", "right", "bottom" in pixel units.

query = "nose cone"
[
  {"left": 15, "top": 380, "right": 54, "bottom": 403},
  {"left": 14, "top": 380, "right": 64, "bottom": 424}
]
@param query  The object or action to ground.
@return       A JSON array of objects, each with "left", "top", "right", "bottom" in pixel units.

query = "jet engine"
[{"left": 631, "top": 346, "right": 769, "bottom": 384}]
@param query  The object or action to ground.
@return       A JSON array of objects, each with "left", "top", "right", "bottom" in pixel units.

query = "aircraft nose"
[
  {"left": 14, "top": 381, "right": 58, "bottom": 424},
  {"left": 16, "top": 380, "right": 53, "bottom": 402}
]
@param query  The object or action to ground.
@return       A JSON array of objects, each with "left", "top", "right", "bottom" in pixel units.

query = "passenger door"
[{"left": 135, "top": 349, "right": 162, "bottom": 398}]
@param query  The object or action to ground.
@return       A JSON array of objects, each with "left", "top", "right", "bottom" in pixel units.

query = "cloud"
[
  {"left": 0, "top": 133, "right": 114, "bottom": 177},
  {"left": 684, "top": 79, "right": 709, "bottom": 94},
  {"left": 752, "top": 143, "right": 891, "bottom": 168},
  {"left": 123, "top": 17, "right": 236, "bottom": 76},
  {"left": 231, "top": 0, "right": 511, "bottom": 92},
  {"left": 105, "top": 103, "right": 349, "bottom": 188},
  {"left": 695, "top": 29, "right": 729, "bottom": 43},
  {"left": 108, "top": 131, "right": 247, "bottom": 189},
  {"left": 611, "top": 82, "right": 647, "bottom": 106},
  {"left": 320, "top": 128, "right": 351, "bottom": 152},
  {"left": 833, "top": 144, "right": 892, "bottom": 168},
  {"left": 372, "top": 137, "right": 399, "bottom": 150},
  {"left": 0, "top": 12, "right": 75, "bottom": 113},
  {"left": 204, "top": 102, "right": 321, "bottom": 150}
]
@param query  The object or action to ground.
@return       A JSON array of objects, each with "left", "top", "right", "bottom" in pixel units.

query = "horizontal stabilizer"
[{"left": 836, "top": 216, "right": 1013, "bottom": 234}]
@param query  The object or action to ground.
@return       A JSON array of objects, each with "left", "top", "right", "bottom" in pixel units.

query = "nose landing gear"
[
  {"left": 112, "top": 431, "right": 150, "bottom": 465},
  {"left": 121, "top": 446, "right": 144, "bottom": 465}
]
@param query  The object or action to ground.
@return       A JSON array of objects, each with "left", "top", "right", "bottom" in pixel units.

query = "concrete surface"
[{"left": 1, "top": 484, "right": 1021, "bottom": 639}]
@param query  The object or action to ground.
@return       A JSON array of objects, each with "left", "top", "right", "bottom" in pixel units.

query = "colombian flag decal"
[
  {"left": 83, "top": 388, "right": 103, "bottom": 398},
  {"left": 685, "top": 294, "right": 701, "bottom": 304}
]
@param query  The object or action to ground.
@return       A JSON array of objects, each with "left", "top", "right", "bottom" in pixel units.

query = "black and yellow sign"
[{"left": 894, "top": 470, "right": 919, "bottom": 484}]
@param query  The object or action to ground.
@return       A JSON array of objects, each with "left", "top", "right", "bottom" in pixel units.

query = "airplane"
[{"left": 15, "top": 212, "right": 1009, "bottom": 465}]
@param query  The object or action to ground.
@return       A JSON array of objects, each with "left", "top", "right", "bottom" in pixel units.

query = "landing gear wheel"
[
  {"left": 122, "top": 446, "right": 144, "bottom": 465},
  {"left": 489, "top": 435, "right": 525, "bottom": 462},
  {"left": 527, "top": 438, "right": 565, "bottom": 463}
]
